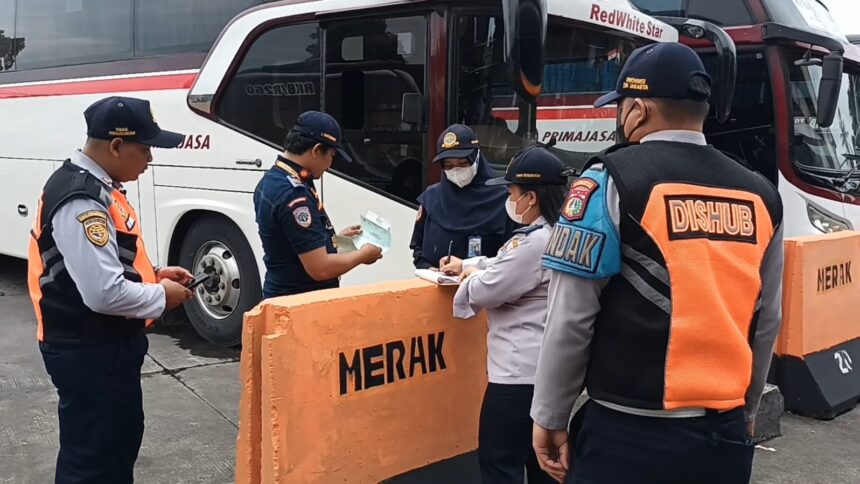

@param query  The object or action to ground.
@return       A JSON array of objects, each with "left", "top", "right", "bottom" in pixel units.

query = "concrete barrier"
[
  {"left": 774, "top": 231, "right": 860, "bottom": 419},
  {"left": 236, "top": 280, "right": 487, "bottom": 484}
]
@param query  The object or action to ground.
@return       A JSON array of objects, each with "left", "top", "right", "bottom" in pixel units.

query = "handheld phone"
[{"left": 187, "top": 274, "right": 211, "bottom": 290}]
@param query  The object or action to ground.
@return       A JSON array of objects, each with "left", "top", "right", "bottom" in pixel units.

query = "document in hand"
[
  {"left": 414, "top": 269, "right": 460, "bottom": 286},
  {"left": 333, "top": 235, "right": 358, "bottom": 253},
  {"left": 353, "top": 210, "right": 392, "bottom": 253}
]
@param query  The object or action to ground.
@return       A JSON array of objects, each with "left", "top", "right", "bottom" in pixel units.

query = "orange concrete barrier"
[
  {"left": 236, "top": 280, "right": 488, "bottom": 484},
  {"left": 774, "top": 231, "right": 860, "bottom": 419}
]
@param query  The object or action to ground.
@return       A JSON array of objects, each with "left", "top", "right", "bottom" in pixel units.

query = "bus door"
[{"left": 322, "top": 15, "right": 428, "bottom": 205}]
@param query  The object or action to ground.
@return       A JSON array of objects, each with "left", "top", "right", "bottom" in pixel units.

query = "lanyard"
[{"left": 275, "top": 161, "right": 324, "bottom": 211}]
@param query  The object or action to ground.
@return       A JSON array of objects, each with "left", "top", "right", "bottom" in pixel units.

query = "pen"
[{"left": 445, "top": 240, "right": 453, "bottom": 265}]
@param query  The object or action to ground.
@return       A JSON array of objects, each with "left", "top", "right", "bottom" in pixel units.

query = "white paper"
[
  {"left": 353, "top": 210, "right": 392, "bottom": 253},
  {"left": 414, "top": 269, "right": 460, "bottom": 286}
]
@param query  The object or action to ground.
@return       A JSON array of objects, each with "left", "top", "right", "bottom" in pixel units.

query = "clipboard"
[{"left": 414, "top": 269, "right": 460, "bottom": 286}]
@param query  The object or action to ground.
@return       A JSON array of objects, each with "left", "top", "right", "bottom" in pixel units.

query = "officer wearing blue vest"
[
  {"left": 531, "top": 43, "right": 783, "bottom": 484},
  {"left": 254, "top": 111, "right": 382, "bottom": 298}
]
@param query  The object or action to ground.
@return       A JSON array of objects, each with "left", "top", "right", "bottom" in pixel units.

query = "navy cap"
[
  {"left": 432, "top": 124, "right": 481, "bottom": 163},
  {"left": 486, "top": 146, "right": 567, "bottom": 186},
  {"left": 84, "top": 96, "right": 184, "bottom": 148},
  {"left": 594, "top": 43, "right": 712, "bottom": 108},
  {"left": 291, "top": 111, "right": 352, "bottom": 163}
]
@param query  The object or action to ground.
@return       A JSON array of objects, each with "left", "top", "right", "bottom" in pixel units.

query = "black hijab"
[{"left": 417, "top": 152, "right": 510, "bottom": 234}]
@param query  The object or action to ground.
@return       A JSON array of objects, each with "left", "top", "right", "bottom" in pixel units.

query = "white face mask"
[
  {"left": 505, "top": 193, "right": 532, "bottom": 224},
  {"left": 444, "top": 159, "right": 479, "bottom": 188}
]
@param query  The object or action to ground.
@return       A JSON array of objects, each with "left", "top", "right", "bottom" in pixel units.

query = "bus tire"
[{"left": 178, "top": 214, "right": 261, "bottom": 347}]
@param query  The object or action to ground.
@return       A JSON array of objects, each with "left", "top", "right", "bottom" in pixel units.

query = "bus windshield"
[
  {"left": 789, "top": 54, "right": 860, "bottom": 174},
  {"left": 452, "top": 14, "right": 640, "bottom": 172}
]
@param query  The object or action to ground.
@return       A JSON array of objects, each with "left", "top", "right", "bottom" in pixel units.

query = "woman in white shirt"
[{"left": 440, "top": 146, "right": 568, "bottom": 484}]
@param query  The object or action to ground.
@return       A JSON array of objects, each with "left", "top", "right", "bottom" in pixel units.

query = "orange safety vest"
[
  {"left": 581, "top": 142, "right": 782, "bottom": 411},
  {"left": 28, "top": 160, "right": 157, "bottom": 345}
]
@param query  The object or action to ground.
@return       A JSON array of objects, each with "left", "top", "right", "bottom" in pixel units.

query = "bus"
[
  {"left": 629, "top": 0, "right": 860, "bottom": 237},
  {"left": 1, "top": 1, "right": 717, "bottom": 346}
]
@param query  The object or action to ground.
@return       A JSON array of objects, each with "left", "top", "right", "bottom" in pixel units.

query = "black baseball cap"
[
  {"left": 432, "top": 124, "right": 481, "bottom": 162},
  {"left": 594, "top": 42, "right": 712, "bottom": 108},
  {"left": 291, "top": 111, "right": 352, "bottom": 163},
  {"left": 486, "top": 146, "right": 567, "bottom": 186},
  {"left": 84, "top": 96, "right": 184, "bottom": 148}
]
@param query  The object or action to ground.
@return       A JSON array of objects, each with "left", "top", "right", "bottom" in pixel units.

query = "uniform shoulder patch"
[
  {"left": 561, "top": 177, "right": 599, "bottom": 222},
  {"left": 292, "top": 206, "right": 312, "bottom": 228},
  {"left": 416, "top": 205, "right": 424, "bottom": 222},
  {"left": 77, "top": 210, "right": 110, "bottom": 247},
  {"left": 288, "top": 197, "right": 308, "bottom": 209},
  {"left": 497, "top": 236, "right": 521, "bottom": 259}
]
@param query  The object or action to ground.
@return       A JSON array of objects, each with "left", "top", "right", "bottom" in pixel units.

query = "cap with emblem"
[
  {"left": 486, "top": 146, "right": 567, "bottom": 186},
  {"left": 593, "top": 42, "right": 712, "bottom": 108},
  {"left": 432, "top": 124, "right": 481, "bottom": 163},
  {"left": 290, "top": 111, "right": 353, "bottom": 163},
  {"left": 84, "top": 96, "right": 185, "bottom": 148}
]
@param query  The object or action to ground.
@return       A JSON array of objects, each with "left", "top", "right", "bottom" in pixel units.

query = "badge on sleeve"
[
  {"left": 77, "top": 210, "right": 110, "bottom": 247},
  {"left": 562, "top": 177, "right": 599, "bottom": 221},
  {"left": 292, "top": 206, "right": 312, "bottom": 228}
]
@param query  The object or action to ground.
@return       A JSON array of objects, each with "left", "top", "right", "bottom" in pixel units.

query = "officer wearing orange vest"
[
  {"left": 531, "top": 43, "right": 783, "bottom": 483},
  {"left": 28, "top": 96, "right": 193, "bottom": 484}
]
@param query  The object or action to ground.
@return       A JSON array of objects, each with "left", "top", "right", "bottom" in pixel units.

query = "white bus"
[{"left": 1, "top": 0, "right": 683, "bottom": 345}]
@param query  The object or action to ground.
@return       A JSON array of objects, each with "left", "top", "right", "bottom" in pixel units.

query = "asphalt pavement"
[
  {"left": 0, "top": 255, "right": 240, "bottom": 483},
  {"left": 0, "top": 254, "right": 858, "bottom": 483}
]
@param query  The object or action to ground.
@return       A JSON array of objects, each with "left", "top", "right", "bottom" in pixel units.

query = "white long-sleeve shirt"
[{"left": 50, "top": 151, "right": 165, "bottom": 319}]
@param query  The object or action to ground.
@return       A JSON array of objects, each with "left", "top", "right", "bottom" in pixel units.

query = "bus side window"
[
  {"left": 216, "top": 23, "right": 322, "bottom": 148},
  {"left": 324, "top": 15, "right": 428, "bottom": 204},
  {"left": 14, "top": 0, "right": 133, "bottom": 70},
  {"left": 135, "top": 0, "right": 263, "bottom": 57}
]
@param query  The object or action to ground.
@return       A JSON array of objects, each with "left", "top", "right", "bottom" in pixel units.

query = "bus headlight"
[{"left": 806, "top": 201, "right": 853, "bottom": 233}]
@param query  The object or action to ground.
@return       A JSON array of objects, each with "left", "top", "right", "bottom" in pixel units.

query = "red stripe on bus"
[
  {"left": 0, "top": 73, "right": 198, "bottom": 99},
  {"left": 491, "top": 107, "right": 616, "bottom": 121}
]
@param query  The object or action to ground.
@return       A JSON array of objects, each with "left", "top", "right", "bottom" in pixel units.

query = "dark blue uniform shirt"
[{"left": 253, "top": 156, "right": 338, "bottom": 298}]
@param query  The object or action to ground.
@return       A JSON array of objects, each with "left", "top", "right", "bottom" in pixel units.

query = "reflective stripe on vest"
[
  {"left": 28, "top": 184, "right": 157, "bottom": 342},
  {"left": 641, "top": 183, "right": 774, "bottom": 410}
]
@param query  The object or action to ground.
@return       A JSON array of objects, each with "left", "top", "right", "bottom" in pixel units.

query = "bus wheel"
[{"left": 178, "top": 215, "right": 261, "bottom": 347}]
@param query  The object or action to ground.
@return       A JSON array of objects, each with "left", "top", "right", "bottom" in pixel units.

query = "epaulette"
[
  {"left": 286, "top": 174, "right": 305, "bottom": 188},
  {"left": 513, "top": 224, "right": 543, "bottom": 236}
]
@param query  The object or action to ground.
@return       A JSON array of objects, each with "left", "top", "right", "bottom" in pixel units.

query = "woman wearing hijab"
[
  {"left": 410, "top": 124, "right": 514, "bottom": 269},
  {"left": 440, "top": 146, "right": 568, "bottom": 484}
]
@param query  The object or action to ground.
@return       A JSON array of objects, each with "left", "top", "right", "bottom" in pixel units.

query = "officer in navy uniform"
[
  {"left": 254, "top": 111, "right": 383, "bottom": 298},
  {"left": 410, "top": 124, "right": 515, "bottom": 269},
  {"left": 28, "top": 96, "right": 194, "bottom": 483},
  {"left": 531, "top": 43, "right": 783, "bottom": 484},
  {"left": 440, "top": 147, "right": 568, "bottom": 484}
]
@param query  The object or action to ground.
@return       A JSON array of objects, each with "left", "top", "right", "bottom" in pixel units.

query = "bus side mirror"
[
  {"left": 401, "top": 93, "right": 423, "bottom": 126},
  {"left": 656, "top": 17, "right": 737, "bottom": 124},
  {"left": 816, "top": 53, "right": 843, "bottom": 129},
  {"left": 502, "top": 0, "right": 547, "bottom": 103}
]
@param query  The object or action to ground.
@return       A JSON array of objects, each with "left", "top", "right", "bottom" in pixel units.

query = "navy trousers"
[
  {"left": 40, "top": 331, "right": 148, "bottom": 484},
  {"left": 478, "top": 383, "right": 556, "bottom": 484},
  {"left": 567, "top": 400, "right": 755, "bottom": 484}
]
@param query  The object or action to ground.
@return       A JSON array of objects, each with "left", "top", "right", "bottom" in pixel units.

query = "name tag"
[{"left": 467, "top": 236, "right": 482, "bottom": 258}]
